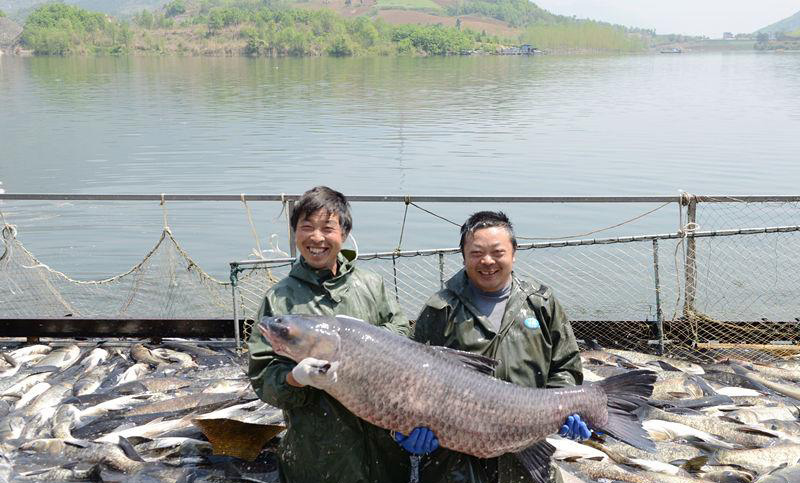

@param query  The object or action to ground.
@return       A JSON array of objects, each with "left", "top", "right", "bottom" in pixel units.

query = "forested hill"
[
  {"left": 9, "top": 0, "right": 654, "bottom": 56},
  {"left": 758, "top": 9, "right": 800, "bottom": 34}
]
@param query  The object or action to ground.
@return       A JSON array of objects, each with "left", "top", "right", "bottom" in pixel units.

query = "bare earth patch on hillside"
[{"left": 376, "top": 10, "right": 520, "bottom": 37}]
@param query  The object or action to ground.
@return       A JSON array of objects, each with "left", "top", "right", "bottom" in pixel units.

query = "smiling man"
[
  {"left": 247, "top": 186, "right": 412, "bottom": 483},
  {"left": 412, "top": 211, "right": 585, "bottom": 483}
]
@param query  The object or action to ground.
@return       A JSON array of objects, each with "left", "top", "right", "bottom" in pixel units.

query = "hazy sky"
[{"left": 533, "top": 0, "right": 799, "bottom": 37}]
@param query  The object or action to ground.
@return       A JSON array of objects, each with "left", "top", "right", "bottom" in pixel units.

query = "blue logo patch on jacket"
[{"left": 523, "top": 317, "right": 540, "bottom": 330}]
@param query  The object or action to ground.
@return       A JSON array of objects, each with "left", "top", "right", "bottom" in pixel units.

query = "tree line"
[{"left": 18, "top": 0, "right": 648, "bottom": 56}]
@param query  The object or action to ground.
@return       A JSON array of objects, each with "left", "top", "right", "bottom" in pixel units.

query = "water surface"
[{"left": 1, "top": 53, "right": 798, "bottom": 278}]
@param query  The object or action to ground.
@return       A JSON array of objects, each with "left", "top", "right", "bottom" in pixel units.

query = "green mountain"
[{"left": 758, "top": 9, "right": 800, "bottom": 33}]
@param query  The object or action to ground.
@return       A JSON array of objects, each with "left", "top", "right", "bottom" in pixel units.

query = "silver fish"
[
  {"left": 32, "top": 344, "right": 81, "bottom": 371},
  {"left": 260, "top": 314, "right": 656, "bottom": 479},
  {"left": 52, "top": 404, "right": 82, "bottom": 439},
  {"left": 117, "top": 363, "right": 150, "bottom": 384},
  {"left": 19, "top": 438, "right": 145, "bottom": 473},
  {"left": 131, "top": 344, "right": 166, "bottom": 367},
  {"left": 754, "top": 464, "right": 800, "bottom": 483},
  {"left": 79, "top": 347, "right": 109, "bottom": 372},
  {"left": 16, "top": 462, "right": 100, "bottom": 481},
  {"left": 150, "top": 348, "right": 197, "bottom": 368},
  {"left": 697, "top": 444, "right": 800, "bottom": 476}
]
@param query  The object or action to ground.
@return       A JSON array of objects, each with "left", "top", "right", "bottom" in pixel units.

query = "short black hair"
[
  {"left": 290, "top": 186, "right": 353, "bottom": 236},
  {"left": 459, "top": 211, "right": 517, "bottom": 256}
]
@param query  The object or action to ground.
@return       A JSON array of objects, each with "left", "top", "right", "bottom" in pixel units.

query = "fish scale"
[{"left": 263, "top": 314, "right": 654, "bottom": 460}]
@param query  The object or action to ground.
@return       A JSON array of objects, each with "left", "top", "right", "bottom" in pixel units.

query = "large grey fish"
[
  {"left": 260, "top": 314, "right": 656, "bottom": 483},
  {"left": 131, "top": 344, "right": 167, "bottom": 367},
  {"left": 31, "top": 344, "right": 81, "bottom": 371},
  {"left": 15, "top": 462, "right": 101, "bottom": 481},
  {"left": 729, "top": 364, "right": 800, "bottom": 401},
  {"left": 567, "top": 458, "right": 717, "bottom": 483},
  {"left": 754, "top": 464, "right": 800, "bottom": 483},
  {"left": 19, "top": 438, "right": 146, "bottom": 473},
  {"left": 79, "top": 347, "right": 109, "bottom": 372},
  {"left": 690, "top": 444, "right": 800, "bottom": 476},
  {"left": 642, "top": 407, "right": 780, "bottom": 448},
  {"left": 73, "top": 364, "right": 114, "bottom": 397}
]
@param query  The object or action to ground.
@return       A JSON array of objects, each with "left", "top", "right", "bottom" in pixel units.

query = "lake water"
[{"left": 1, "top": 52, "right": 799, "bottom": 279}]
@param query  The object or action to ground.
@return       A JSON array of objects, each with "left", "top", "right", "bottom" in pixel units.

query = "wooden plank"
[
  {"left": 0, "top": 318, "right": 240, "bottom": 338},
  {"left": 697, "top": 342, "right": 800, "bottom": 352}
]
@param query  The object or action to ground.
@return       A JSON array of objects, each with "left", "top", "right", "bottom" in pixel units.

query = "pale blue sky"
[{"left": 533, "top": 0, "right": 799, "bottom": 37}]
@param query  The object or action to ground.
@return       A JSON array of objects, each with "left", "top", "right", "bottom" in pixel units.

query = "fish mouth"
[{"left": 259, "top": 318, "right": 292, "bottom": 358}]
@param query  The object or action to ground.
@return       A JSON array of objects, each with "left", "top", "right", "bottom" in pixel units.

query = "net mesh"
[
  {"left": 234, "top": 200, "right": 800, "bottom": 362},
  {"left": 2, "top": 197, "right": 800, "bottom": 363},
  {"left": 0, "top": 224, "right": 230, "bottom": 319},
  {"left": 663, "top": 199, "right": 800, "bottom": 361}
]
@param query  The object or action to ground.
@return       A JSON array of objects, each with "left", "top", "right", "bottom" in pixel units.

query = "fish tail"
[{"left": 597, "top": 369, "right": 657, "bottom": 452}]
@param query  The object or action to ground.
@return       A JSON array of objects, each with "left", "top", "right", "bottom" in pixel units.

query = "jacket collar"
[{"left": 289, "top": 249, "right": 357, "bottom": 302}]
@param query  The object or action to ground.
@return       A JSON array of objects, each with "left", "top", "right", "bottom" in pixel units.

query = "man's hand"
[
  {"left": 290, "top": 357, "right": 339, "bottom": 389},
  {"left": 394, "top": 427, "right": 439, "bottom": 455},
  {"left": 559, "top": 414, "right": 591, "bottom": 440}
]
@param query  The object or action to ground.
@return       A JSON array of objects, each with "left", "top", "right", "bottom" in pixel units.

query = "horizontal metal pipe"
[
  {"left": 231, "top": 224, "right": 800, "bottom": 267},
  {"left": 0, "top": 193, "right": 683, "bottom": 202},
  {"left": 0, "top": 318, "right": 239, "bottom": 338},
  {"left": 3, "top": 194, "right": 800, "bottom": 203}
]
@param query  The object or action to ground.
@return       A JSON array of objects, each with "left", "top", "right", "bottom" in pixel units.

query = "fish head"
[{"left": 259, "top": 315, "right": 341, "bottom": 363}]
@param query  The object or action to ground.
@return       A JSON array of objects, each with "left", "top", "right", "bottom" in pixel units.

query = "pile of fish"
[
  {"left": 552, "top": 345, "right": 800, "bottom": 483},
  {"left": 0, "top": 341, "right": 282, "bottom": 482},
  {"left": 2, "top": 338, "right": 800, "bottom": 483}
]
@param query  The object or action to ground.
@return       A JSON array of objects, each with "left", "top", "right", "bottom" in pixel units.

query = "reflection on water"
[{"left": 0, "top": 53, "right": 799, "bottom": 278}]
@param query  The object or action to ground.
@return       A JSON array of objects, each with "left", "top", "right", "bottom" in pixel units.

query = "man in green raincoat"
[
  {"left": 247, "top": 186, "right": 414, "bottom": 483},
  {"left": 412, "top": 211, "right": 586, "bottom": 483}
]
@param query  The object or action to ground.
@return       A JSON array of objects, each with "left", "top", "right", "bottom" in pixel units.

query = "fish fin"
[
  {"left": 735, "top": 425, "right": 781, "bottom": 438},
  {"left": 597, "top": 369, "right": 656, "bottom": 452},
  {"left": 681, "top": 455, "right": 708, "bottom": 473},
  {"left": 586, "top": 340, "right": 604, "bottom": 350},
  {"left": 126, "top": 436, "right": 152, "bottom": 445},
  {"left": 431, "top": 346, "right": 498, "bottom": 375},
  {"left": 689, "top": 375, "right": 718, "bottom": 396},
  {"left": 118, "top": 436, "right": 145, "bottom": 462},
  {"left": 662, "top": 407, "right": 703, "bottom": 415},
  {"left": 514, "top": 440, "right": 556, "bottom": 483},
  {"left": 617, "top": 359, "right": 642, "bottom": 370},
  {"left": 22, "top": 365, "right": 59, "bottom": 375},
  {"left": 65, "top": 439, "right": 90, "bottom": 448},
  {"left": 648, "top": 360, "right": 681, "bottom": 372}
]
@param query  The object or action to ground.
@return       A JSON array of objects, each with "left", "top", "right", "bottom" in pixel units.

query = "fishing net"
[
  {"left": 234, "top": 198, "right": 800, "bottom": 362},
  {"left": 2, "top": 195, "right": 800, "bottom": 363},
  {"left": 0, "top": 224, "right": 231, "bottom": 319}
]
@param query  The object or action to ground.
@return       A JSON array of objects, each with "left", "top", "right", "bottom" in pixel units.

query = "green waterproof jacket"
[
  {"left": 412, "top": 269, "right": 583, "bottom": 483},
  {"left": 247, "top": 250, "right": 412, "bottom": 483}
]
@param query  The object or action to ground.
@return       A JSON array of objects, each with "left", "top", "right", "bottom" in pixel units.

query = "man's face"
[
  {"left": 295, "top": 209, "right": 345, "bottom": 273},
  {"left": 463, "top": 226, "right": 515, "bottom": 293}
]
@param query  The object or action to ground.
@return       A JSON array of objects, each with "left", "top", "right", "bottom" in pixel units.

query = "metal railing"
[{"left": 4, "top": 193, "right": 800, "bottom": 361}]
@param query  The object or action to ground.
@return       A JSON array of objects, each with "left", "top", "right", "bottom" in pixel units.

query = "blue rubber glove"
[
  {"left": 559, "top": 414, "right": 591, "bottom": 440},
  {"left": 394, "top": 427, "right": 439, "bottom": 455}
]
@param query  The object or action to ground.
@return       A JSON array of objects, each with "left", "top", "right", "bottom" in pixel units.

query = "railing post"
[
  {"left": 652, "top": 239, "right": 664, "bottom": 355},
  {"left": 392, "top": 254, "right": 400, "bottom": 303},
  {"left": 683, "top": 197, "right": 698, "bottom": 315},
  {"left": 287, "top": 200, "right": 296, "bottom": 258},
  {"left": 438, "top": 252, "right": 445, "bottom": 289},
  {"left": 230, "top": 263, "right": 241, "bottom": 349}
]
